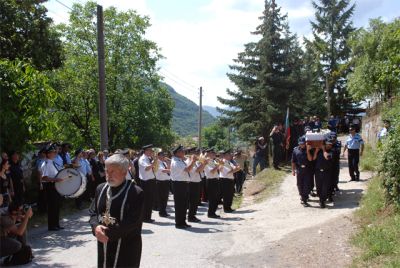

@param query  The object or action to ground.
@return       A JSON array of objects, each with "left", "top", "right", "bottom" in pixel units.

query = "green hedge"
[{"left": 380, "top": 99, "right": 400, "bottom": 208}]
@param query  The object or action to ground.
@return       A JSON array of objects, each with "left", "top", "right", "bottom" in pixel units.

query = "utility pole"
[
  {"left": 198, "top": 87, "right": 203, "bottom": 151},
  {"left": 97, "top": 5, "right": 108, "bottom": 150}
]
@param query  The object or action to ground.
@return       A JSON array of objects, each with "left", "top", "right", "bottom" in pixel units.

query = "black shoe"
[
  {"left": 301, "top": 201, "right": 310, "bottom": 207},
  {"left": 188, "top": 217, "right": 201, "bottom": 223},
  {"left": 57, "top": 226, "right": 65, "bottom": 230},
  {"left": 184, "top": 223, "right": 192, "bottom": 228},
  {"left": 159, "top": 212, "right": 170, "bottom": 218},
  {"left": 175, "top": 224, "right": 186, "bottom": 229},
  {"left": 349, "top": 178, "right": 355, "bottom": 182},
  {"left": 208, "top": 214, "right": 221, "bottom": 218},
  {"left": 143, "top": 219, "right": 155, "bottom": 223},
  {"left": 224, "top": 208, "right": 235, "bottom": 213},
  {"left": 48, "top": 227, "right": 60, "bottom": 231},
  {"left": 320, "top": 202, "right": 326, "bottom": 208}
]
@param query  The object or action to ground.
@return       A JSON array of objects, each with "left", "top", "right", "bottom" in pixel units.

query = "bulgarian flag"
[{"left": 285, "top": 107, "right": 291, "bottom": 149}]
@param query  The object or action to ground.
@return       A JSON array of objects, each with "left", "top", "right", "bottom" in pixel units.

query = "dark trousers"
[
  {"left": 188, "top": 182, "right": 201, "bottom": 218},
  {"left": 206, "top": 179, "right": 219, "bottom": 216},
  {"left": 315, "top": 170, "right": 330, "bottom": 203},
  {"left": 348, "top": 149, "right": 360, "bottom": 180},
  {"left": 273, "top": 145, "right": 282, "bottom": 167},
  {"left": 234, "top": 170, "right": 246, "bottom": 193},
  {"left": 172, "top": 181, "right": 189, "bottom": 225},
  {"left": 296, "top": 171, "right": 311, "bottom": 202},
  {"left": 140, "top": 179, "right": 156, "bottom": 221},
  {"left": 44, "top": 183, "right": 61, "bottom": 229},
  {"left": 156, "top": 180, "right": 170, "bottom": 215},
  {"left": 220, "top": 178, "right": 235, "bottom": 211},
  {"left": 253, "top": 156, "right": 267, "bottom": 176},
  {"left": 201, "top": 177, "right": 207, "bottom": 202}
]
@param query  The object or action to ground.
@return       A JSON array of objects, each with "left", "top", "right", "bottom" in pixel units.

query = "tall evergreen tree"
[
  {"left": 218, "top": 0, "right": 306, "bottom": 139},
  {"left": 309, "top": 0, "right": 355, "bottom": 115}
]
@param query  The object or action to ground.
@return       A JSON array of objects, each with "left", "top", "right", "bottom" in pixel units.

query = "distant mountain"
[
  {"left": 203, "top": 105, "right": 221, "bottom": 118},
  {"left": 163, "top": 83, "right": 216, "bottom": 136}
]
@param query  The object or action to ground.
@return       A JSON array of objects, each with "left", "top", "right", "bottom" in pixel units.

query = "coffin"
[{"left": 305, "top": 132, "right": 325, "bottom": 148}]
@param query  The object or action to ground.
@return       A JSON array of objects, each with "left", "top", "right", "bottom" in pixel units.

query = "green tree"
[
  {"left": 347, "top": 18, "right": 400, "bottom": 101},
  {"left": 0, "top": 59, "right": 58, "bottom": 152},
  {"left": 202, "top": 123, "right": 229, "bottom": 151},
  {"left": 0, "top": 0, "right": 63, "bottom": 70},
  {"left": 218, "top": 0, "right": 306, "bottom": 140},
  {"left": 308, "top": 0, "right": 356, "bottom": 115},
  {"left": 51, "top": 2, "right": 174, "bottom": 149}
]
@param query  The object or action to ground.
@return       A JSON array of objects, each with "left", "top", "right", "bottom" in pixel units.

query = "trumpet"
[
  {"left": 198, "top": 153, "right": 208, "bottom": 164},
  {"left": 152, "top": 147, "right": 162, "bottom": 172}
]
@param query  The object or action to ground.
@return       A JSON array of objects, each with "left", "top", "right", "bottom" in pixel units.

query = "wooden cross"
[{"left": 100, "top": 211, "right": 116, "bottom": 226}]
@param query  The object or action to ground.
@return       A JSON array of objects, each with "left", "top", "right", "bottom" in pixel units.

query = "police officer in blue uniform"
[
  {"left": 291, "top": 136, "right": 313, "bottom": 207},
  {"left": 313, "top": 139, "right": 334, "bottom": 208},
  {"left": 343, "top": 126, "right": 364, "bottom": 181}
]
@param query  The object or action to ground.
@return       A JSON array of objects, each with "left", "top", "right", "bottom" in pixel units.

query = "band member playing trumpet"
[
  {"left": 171, "top": 145, "right": 195, "bottom": 229},
  {"left": 138, "top": 144, "right": 157, "bottom": 223},
  {"left": 155, "top": 151, "right": 171, "bottom": 217},
  {"left": 219, "top": 150, "right": 240, "bottom": 213},
  {"left": 204, "top": 149, "right": 220, "bottom": 218},
  {"left": 186, "top": 148, "right": 207, "bottom": 223}
]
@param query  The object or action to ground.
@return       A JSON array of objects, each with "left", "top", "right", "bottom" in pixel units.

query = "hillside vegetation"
[{"left": 163, "top": 83, "right": 215, "bottom": 136}]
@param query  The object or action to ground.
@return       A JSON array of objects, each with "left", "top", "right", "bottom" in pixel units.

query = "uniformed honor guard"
[
  {"left": 342, "top": 126, "right": 364, "bottom": 181},
  {"left": 313, "top": 139, "right": 334, "bottom": 208},
  {"left": 155, "top": 151, "right": 171, "bottom": 217},
  {"left": 291, "top": 136, "right": 313, "bottom": 207},
  {"left": 219, "top": 150, "right": 239, "bottom": 213},
  {"left": 89, "top": 154, "right": 144, "bottom": 268},
  {"left": 40, "top": 143, "right": 65, "bottom": 231},
  {"left": 170, "top": 145, "right": 195, "bottom": 229},
  {"left": 187, "top": 148, "right": 206, "bottom": 222},
  {"left": 138, "top": 144, "right": 157, "bottom": 223},
  {"left": 204, "top": 149, "right": 220, "bottom": 218},
  {"left": 330, "top": 132, "right": 341, "bottom": 193}
]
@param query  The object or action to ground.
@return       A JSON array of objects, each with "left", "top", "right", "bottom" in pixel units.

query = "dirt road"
[{"left": 28, "top": 158, "right": 370, "bottom": 267}]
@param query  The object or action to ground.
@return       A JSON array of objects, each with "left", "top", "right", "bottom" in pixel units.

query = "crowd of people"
[{"left": 1, "top": 114, "right": 391, "bottom": 267}]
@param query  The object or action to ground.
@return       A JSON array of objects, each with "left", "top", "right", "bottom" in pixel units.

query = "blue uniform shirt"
[
  {"left": 291, "top": 146, "right": 310, "bottom": 173},
  {"left": 345, "top": 133, "right": 364, "bottom": 149},
  {"left": 54, "top": 154, "right": 64, "bottom": 170}
]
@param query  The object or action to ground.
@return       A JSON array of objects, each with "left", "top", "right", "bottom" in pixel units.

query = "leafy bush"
[{"left": 379, "top": 99, "right": 400, "bottom": 208}]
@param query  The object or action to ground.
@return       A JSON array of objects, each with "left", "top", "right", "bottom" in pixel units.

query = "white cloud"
[{"left": 148, "top": 0, "right": 264, "bottom": 106}]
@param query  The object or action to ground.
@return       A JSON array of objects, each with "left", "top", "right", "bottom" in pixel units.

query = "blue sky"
[{"left": 45, "top": 0, "right": 400, "bottom": 107}]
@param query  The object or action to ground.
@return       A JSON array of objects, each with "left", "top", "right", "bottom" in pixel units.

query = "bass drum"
[{"left": 55, "top": 168, "right": 87, "bottom": 198}]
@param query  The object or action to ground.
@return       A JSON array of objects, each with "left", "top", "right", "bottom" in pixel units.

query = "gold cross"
[{"left": 100, "top": 211, "right": 116, "bottom": 226}]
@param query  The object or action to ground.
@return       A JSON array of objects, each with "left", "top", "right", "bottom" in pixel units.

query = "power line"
[
  {"left": 159, "top": 71, "right": 198, "bottom": 96},
  {"left": 55, "top": 0, "right": 73, "bottom": 11},
  {"left": 161, "top": 68, "right": 198, "bottom": 90}
]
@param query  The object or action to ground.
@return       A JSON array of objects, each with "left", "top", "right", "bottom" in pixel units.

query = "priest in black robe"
[{"left": 89, "top": 153, "right": 144, "bottom": 268}]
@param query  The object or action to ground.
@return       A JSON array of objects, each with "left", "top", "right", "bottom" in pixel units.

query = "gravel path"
[{"left": 27, "top": 157, "right": 370, "bottom": 268}]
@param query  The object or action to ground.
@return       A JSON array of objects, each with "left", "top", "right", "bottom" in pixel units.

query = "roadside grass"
[
  {"left": 245, "top": 165, "right": 289, "bottom": 204},
  {"left": 351, "top": 176, "right": 400, "bottom": 267},
  {"left": 352, "top": 144, "right": 400, "bottom": 267},
  {"left": 360, "top": 144, "right": 380, "bottom": 172}
]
